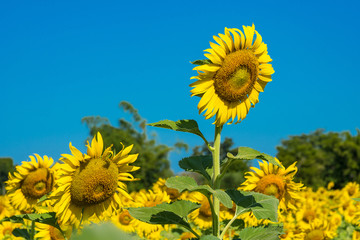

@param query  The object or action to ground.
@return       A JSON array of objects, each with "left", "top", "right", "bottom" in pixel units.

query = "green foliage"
[
  {"left": 179, "top": 155, "right": 213, "bottom": 182},
  {"left": 1, "top": 212, "right": 61, "bottom": 231},
  {"left": 238, "top": 225, "right": 284, "bottom": 240},
  {"left": 190, "top": 59, "right": 213, "bottom": 65},
  {"left": 0, "top": 157, "right": 14, "bottom": 195},
  {"left": 71, "top": 222, "right": 140, "bottom": 240},
  {"left": 192, "top": 138, "right": 250, "bottom": 189},
  {"left": 166, "top": 176, "right": 232, "bottom": 208},
  {"left": 128, "top": 200, "right": 200, "bottom": 231},
  {"left": 226, "top": 190, "right": 279, "bottom": 222},
  {"left": 276, "top": 129, "right": 360, "bottom": 189},
  {"left": 82, "top": 101, "right": 184, "bottom": 191},
  {"left": 148, "top": 119, "right": 208, "bottom": 144}
]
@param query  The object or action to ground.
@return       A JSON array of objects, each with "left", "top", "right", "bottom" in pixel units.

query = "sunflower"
[
  {"left": 0, "top": 195, "right": 16, "bottom": 220},
  {"left": 131, "top": 189, "right": 170, "bottom": 239},
  {"left": 5, "top": 154, "right": 55, "bottom": 212},
  {"left": 190, "top": 24, "right": 274, "bottom": 126},
  {"left": 51, "top": 132, "right": 139, "bottom": 226},
  {"left": 240, "top": 159, "right": 304, "bottom": 211},
  {"left": 0, "top": 221, "right": 23, "bottom": 240},
  {"left": 34, "top": 223, "right": 72, "bottom": 240}
]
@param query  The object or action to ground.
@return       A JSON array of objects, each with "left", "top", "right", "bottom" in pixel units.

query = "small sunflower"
[
  {"left": 5, "top": 154, "right": 55, "bottom": 211},
  {"left": 240, "top": 159, "right": 304, "bottom": 210},
  {"left": 34, "top": 223, "right": 72, "bottom": 240},
  {"left": 190, "top": 24, "right": 274, "bottom": 126},
  {"left": 51, "top": 132, "right": 139, "bottom": 226},
  {"left": 0, "top": 221, "right": 23, "bottom": 240}
]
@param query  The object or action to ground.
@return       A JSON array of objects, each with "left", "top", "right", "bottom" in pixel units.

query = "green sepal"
[
  {"left": 0, "top": 212, "right": 62, "bottom": 231},
  {"left": 224, "top": 147, "right": 282, "bottom": 168},
  {"left": 239, "top": 225, "right": 284, "bottom": 240},
  {"left": 226, "top": 190, "right": 279, "bottom": 222},
  {"left": 148, "top": 119, "right": 207, "bottom": 143},
  {"left": 190, "top": 59, "right": 212, "bottom": 65},
  {"left": 128, "top": 200, "right": 200, "bottom": 229},
  {"left": 166, "top": 176, "right": 232, "bottom": 208},
  {"left": 179, "top": 155, "right": 213, "bottom": 182}
]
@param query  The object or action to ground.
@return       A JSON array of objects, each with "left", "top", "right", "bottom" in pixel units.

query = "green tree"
[
  {"left": 0, "top": 158, "right": 14, "bottom": 195},
  {"left": 276, "top": 129, "right": 360, "bottom": 189},
  {"left": 192, "top": 137, "right": 250, "bottom": 189},
  {"left": 82, "top": 101, "right": 186, "bottom": 192}
]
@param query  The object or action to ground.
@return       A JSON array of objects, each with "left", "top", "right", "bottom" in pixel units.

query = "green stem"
[
  {"left": 30, "top": 220, "right": 35, "bottom": 240},
  {"left": 212, "top": 125, "right": 222, "bottom": 237}
]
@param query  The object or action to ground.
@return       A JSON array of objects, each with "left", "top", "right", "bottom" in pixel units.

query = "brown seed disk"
[
  {"left": 255, "top": 174, "right": 285, "bottom": 200},
  {"left": 70, "top": 158, "right": 118, "bottom": 206},
  {"left": 119, "top": 210, "right": 133, "bottom": 225},
  {"left": 214, "top": 49, "right": 259, "bottom": 102},
  {"left": 21, "top": 168, "right": 54, "bottom": 199}
]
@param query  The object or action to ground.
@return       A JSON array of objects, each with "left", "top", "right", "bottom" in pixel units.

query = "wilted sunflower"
[
  {"left": 51, "top": 132, "right": 139, "bottom": 226},
  {"left": 190, "top": 24, "right": 274, "bottom": 126},
  {"left": 6, "top": 154, "right": 55, "bottom": 211},
  {"left": 240, "top": 159, "right": 304, "bottom": 210}
]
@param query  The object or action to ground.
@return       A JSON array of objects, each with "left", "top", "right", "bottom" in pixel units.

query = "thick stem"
[{"left": 212, "top": 125, "right": 222, "bottom": 237}]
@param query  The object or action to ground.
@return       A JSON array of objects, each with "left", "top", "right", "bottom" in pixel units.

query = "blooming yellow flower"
[
  {"left": 0, "top": 221, "right": 23, "bottom": 240},
  {"left": 5, "top": 154, "right": 55, "bottom": 211},
  {"left": 51, "top": 132, "right": 139, "bottom": 226},
  {"left": 190, "top": 24, "right": 274, "bottom": 126},
  {"left": 34, "top": 223, "right": 72, "bottom": 240},
  {"left": 240, "top": 160, "right": 304, "bottom": 211}
]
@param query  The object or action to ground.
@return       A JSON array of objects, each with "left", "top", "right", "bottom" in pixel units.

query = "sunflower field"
[{"left": 1, "top": 25, "right": 360, "bottom": 240}]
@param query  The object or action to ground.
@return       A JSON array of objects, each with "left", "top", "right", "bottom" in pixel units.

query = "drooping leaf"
[
  {"left": 12, "top": 228, "right": 30, "bottom": 239},
  {"left": 128, "top": 200, "right": 200, "bottom": 229},
  {"left": 226, "top": 190, "right": 279, "bottom": 222},
  {"left": 0, "top": 212, "right": 61, "bottom": 231},
  {"left": 225, "top": 147, "right": 282, "bottom": 168},
  {"left": 148, "top": 119, "right": 207, "bottom": 143},
  {"left": 166, "top": 176, "right": 232, "bottom": 208},
  {"left": 239, "top": 225, "right": 284, "bottom": 240},
  {"left": 191, "top": 59, "right": 212, "bottom": 65},
  {"left": 179, "top": 155, "right": 213, "bottom": 182}
]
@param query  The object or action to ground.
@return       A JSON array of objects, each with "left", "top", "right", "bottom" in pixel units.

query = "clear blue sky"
[{"left": 1, "top": 0, "right": 359, "bottom": 173}]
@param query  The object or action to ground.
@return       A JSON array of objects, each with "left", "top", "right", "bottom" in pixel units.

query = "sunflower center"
[
  {"left": 21, "top": 168, "right": 54, "bottom": 199},
  {"left": 303, "top": 209, "right": 316, "bottom": 223},
  {"left": 214, "top": 50, "right": 259, "bottom": 102},
  {"left": 70, "top": 157, "right": 118, "bottom": 206},
  {"left": 166, "top": 188, "right": 181, "bottom": 201},
  {"left": 305, "top": 229, "right": 324, "bottom": 240},
  {"left": 119, "top": 210, "right": 132, "bottom": 225},
  {"left": 49, "top": 226, "right": 65, "bottom": 240},
  {"left": 255, "top": 174, "right": 285, "bottom": 200},
  {"left": 199, "top": 198, "right": 212, "bottom": 218}
]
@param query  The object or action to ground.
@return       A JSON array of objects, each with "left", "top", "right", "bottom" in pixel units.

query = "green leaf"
[
  {"left": 148, "top": 119, "right": 207, "bottom": 142},
  {"left": 226, "top": 190, "right": 279, "bottom": 222},
  {"left": 0, "top": 212, "right": 61, "bottom": 231},
  {"left": 353, "top": 198, "right": 360, "bottom": 202},
  {"left": 128, "top": 200, "right": 200, "bottom": 229},
  {"left": 166, "top": 176, "right": 232, "bottom": 208},
  {"left": 190, "top": 59, "right": 212, "bottom": 65},
  {"left": 179, "top": 155, "right": 213, "bottom": 182},
  {"left": 226, "top": 147, "right": 282, "bottom": 168},
  {"left": 12, "top": 228, "right": 30, "bottom": 240},
  {"left": 239, "top": 225, "right": 284, "bottom": 240}
]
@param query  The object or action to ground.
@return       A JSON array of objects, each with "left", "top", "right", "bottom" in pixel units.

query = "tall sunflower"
[
  {"left": 5, "top": 154, "right": 55, "bottom": 212},
  {"left": 51, "top": 132, "right": 139, "bottom": 226},
  {"left": 240, "top": 159, "right": 304, "bottom": 211},
  {"left": 190, "top": 24, "right": 274, "bottom": 126}
]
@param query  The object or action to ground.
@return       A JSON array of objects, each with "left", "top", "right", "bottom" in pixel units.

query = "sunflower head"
[
  {"left": 51, "top": 132, "right": 140, "bottom": 226},
  {"left": 241, "top": 159, "right": 304, "bottom": 210},
  {"left": 190, "top": 24, "right": 274, "bottom": 126},
  {"left": 5, "top": 154, "right": 55, "bottom": 211}
]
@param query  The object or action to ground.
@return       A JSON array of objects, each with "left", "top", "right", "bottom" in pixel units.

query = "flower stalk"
[{"left": 212, "top": 125, "right": 222, "bottom": 237}]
